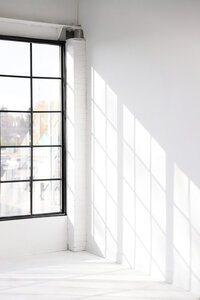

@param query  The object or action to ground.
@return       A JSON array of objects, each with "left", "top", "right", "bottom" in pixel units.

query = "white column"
[{"left": 66, "top": 38, "right": 87, "bottom": 251}]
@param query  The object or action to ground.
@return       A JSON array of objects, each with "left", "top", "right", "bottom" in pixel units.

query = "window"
[{"left": 0, "top": 37, "right": 66, "bottom": 220}]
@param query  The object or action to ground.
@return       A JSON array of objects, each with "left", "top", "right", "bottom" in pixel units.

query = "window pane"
[
  {"left": 0, "top": 113, "right": 30, "bottom": 146},
  {"left": 33, "top": 113, "right": 61, "bottom": 145},
  {"left": 0, "top": 77, "right": 30, "bottom": 111},
  {"left": 33, "top": 147, "right": 61, "bottom": 179},
  {"left": 1, "top": 148, "right": 31, "bottom": 181},
  {"left": 33, "top": 180, "right": 61, "bottom": 214},
  {"left": 33, "top": 79, "right": 61, "bottom": 111},
  {"left": 0, "top": 182, "right": 30, "bottom": 217},
  {"left": 32, "top": 44, "right": 61, "bottom": 77},
  {"left": 0, "top": 40, "right": 30, "bottom": 76}
]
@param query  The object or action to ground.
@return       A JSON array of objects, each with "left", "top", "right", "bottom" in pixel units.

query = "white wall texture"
[
  {"left": 79, "top": 0, "right": 200, "bottom": 295},
  {"left": 0, "top": 217, "right": 67, "bottom": 258}
]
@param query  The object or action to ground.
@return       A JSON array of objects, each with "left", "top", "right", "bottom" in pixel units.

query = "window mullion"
[{"left": 30, "top": 43, "right": 33, "bottom": 215}]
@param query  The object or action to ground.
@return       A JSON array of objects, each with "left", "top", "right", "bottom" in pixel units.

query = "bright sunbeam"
[
  {"left": 93, "top": 69, "right": 106, "bottom": 112},
  {"left": 135, "top": 120, "right": 150, "bottom": 169},
  {"left": 90, "top": 67, "right": 118, "bottom": 259},
  {"left": 90, "top": 72, "right": 172, "bottom": 281},
  {"left": 123, "top": 105, "right": 134, "bottom": 149},
  {"left": 122, "top": 105, "right": 167, "bottom": 278},
  {"left": 106, "top": 86, "right": 117, "bottom": 128},
  {"left": 151, "top": 138, "right": 166, "bottom": 189},
  {"left": 173, "top": 164, "right": 190, "bottom": 290},
  {"left": 174, "top": 164, "right": 189, "bottom": 217}
]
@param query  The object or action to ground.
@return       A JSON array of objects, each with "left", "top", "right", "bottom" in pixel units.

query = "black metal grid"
[{"left": 0, "top": 35, "right": 66, "bottom": 221}]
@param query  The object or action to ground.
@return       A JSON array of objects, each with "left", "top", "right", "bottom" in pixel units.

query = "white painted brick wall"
[{"left": 66, "top": 39, "right": 87, "bottom": 251}]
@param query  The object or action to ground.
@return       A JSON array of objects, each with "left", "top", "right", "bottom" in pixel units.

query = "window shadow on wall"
[{"left": 87, "top": 66, "right": 200, "bottom": 294}]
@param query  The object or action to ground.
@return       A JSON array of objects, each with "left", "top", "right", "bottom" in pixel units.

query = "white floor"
[{"left": 0, "top": 251, "right": 198, "bottom": 300}]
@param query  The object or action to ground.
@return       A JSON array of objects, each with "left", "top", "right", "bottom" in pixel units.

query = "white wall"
[
  {"left": 79, "top": 0, "right": 200, "bottom": 295},
  {"left": 0, "top": 217, "right": 67, "bottom": 258},
  {"left": 0, "top": 0, "right": 78, "bottom": 25}
]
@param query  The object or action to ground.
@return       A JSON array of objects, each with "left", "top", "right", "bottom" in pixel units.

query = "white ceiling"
[{"left": 0, "top": 0, "right": 78, "bottom": 25}]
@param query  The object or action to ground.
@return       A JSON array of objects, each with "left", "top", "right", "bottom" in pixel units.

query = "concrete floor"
[{"left": 0, "top": 251, "right": 198, "bottom": 300}]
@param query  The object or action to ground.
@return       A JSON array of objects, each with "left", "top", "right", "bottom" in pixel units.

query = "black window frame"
[{"left": 0, "top": 35, "right": 66, "bottom": 221}]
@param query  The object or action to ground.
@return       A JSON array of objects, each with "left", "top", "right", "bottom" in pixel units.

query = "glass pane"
[
  {"left": 33, "top": 113, "right": 61, "bottom": 145},
  {"left": 1, "top": 148, "right": 31, "bottom": 181},
  {"left": 0, "top": 77, "right": 30, "bottom": 111},
  {"left": 0, "top": 113, "right": 30, "bottom": 146},
  {"left": 33, "top": 79, "right": 61, "bottom": 111},
  {"left": 0, "top": 40, "right": 30, "bottom": 76},
  {"left": 32, "top": 44, "right": 61, "bottom": 77},
  {"left": 0, "top": 182, "right": 30, "bottom": 217},
  {"left": 33, "top": 147, "right": 61, "bottom": 179},
  {"left": 33, "top": 180, "right": 61, "bottom": 214}
]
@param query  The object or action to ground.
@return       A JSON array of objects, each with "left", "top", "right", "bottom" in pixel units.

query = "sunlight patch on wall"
[
  {"left": 90, "top": 67, "right": 118, "bottom": 259},
  {"left": 89, "top": 67, "right": 167, "bottom": 278},
  {"left": 122, "top": 105, "right": 166, "bottom": 278},
  {"left": 173, "top": 165, "right": 200, "bottom": 292}
]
